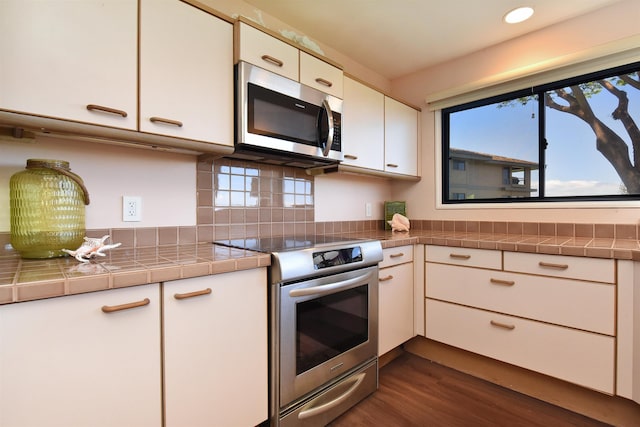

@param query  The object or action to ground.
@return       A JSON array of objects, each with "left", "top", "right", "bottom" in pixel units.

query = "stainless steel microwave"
[{"left": 234, "top": 61, "right": 343, "bottom": 169}]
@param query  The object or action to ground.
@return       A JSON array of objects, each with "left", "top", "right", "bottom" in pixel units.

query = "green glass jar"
[{"left": 10, "top": 159, "right": 90, "bottom": 259}]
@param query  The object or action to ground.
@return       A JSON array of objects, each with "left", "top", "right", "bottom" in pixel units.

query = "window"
[{"left": 442, "top": 62, "right": 640, "bottom": 203}]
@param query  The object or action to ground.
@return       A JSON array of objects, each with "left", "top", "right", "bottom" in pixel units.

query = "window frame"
[{"left": 441, "top": 61, "right": 640, "bottom": 205}]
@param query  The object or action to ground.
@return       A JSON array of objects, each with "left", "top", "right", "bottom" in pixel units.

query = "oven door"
[
  {"left": 236, "top": 61, "right": 343, "bottom": 161},
  {"left": 279, "top": 265, "right": 378, "bottom": 407}
]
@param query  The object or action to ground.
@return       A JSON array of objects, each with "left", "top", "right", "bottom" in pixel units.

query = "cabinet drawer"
[
  {"left": 425, "top": 299, "right": 615, "bottom": 394},
  {"left": 426, "top": 263, "right": 614, "bottom": 335},
  {"left": 504, "top": 252, "right": 614, "bottom": 283},
  {"left": 380, "top": 245, "right": 414, "bottom": 269},
  {"left": 300, "top": 52, "right": 343, "bottom": 98},
  {"left": 425, "top": 245, "right": 501, "bottom": 270},
  {"left": 237, "top": 22, "right": 298, "bottom": 80}
]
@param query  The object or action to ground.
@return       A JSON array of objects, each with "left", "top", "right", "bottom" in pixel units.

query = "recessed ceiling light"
[{"left": 504, "top": 6, "right": 534, "bottom": 24}]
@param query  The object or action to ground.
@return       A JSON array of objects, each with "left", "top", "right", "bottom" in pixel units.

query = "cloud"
[{"left": 543, "top": 179, "right": 625, "bottom": 196}]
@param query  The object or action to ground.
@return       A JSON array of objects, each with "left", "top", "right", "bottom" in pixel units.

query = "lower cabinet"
[
  {"left": 425, "top": 245, "right": 616, "bottom": 394},
  {"left": 0, "top": 284, "right": 162, "bottom": 427},
  {"left": 163, "top": 269, "right": 268, "bottom": 426},
  {"left": 378, "top": 245, "right": 414, "bottom": 355}
]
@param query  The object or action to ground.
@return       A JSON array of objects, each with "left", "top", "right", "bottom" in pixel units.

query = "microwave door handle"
[
  {"left": 321, "top": 99, "right": 334, "bottom": 157},
  {"left": 289, "top": 272, "right": 371, "bottom": 298}
]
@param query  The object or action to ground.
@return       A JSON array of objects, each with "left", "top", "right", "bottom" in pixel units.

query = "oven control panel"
[{"left": 313, "top": 246, "right": 363, "bottom": 270}]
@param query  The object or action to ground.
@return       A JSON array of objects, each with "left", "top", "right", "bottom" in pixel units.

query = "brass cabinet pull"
[
  {"left": 344, "top": 154, "right": 358, "bottom": 160},
  {"left": 490, "top": 278, "right": 515, "bottom": 286},
  {"left": 102, "top": 298, "right": 150, "bottom": 313},
  {"left": 174, "top": 288, "right": 212, "bottom": 300},
  {"left": 261, "top": 55, "right": 284, "bottom": 67},
  {"left": 379, "top": 275, "right": 394, "bottom": 282},
  {"left": 86, "top": 104, "right": 128, "bottom": 118},
  {"left": 449, "top": 253, "right": 471, "bottom": 260},
  {"left": 315, "top": 77, "right": 333, "bottom": 87},
  {"left": 386, "top": 163, "right": 399, "bottom": 168},
  {"left": 539, "top": 261, "right": 569, "bottom": 270},
  {"left": 150, "top": 116, "right": 183, "bottom": 127},
  {"left": 490, "top": 320, "right": 515, "bottom": 330},
  {"left": 389, "top": 253, "right": 404, "bottom": 258}
]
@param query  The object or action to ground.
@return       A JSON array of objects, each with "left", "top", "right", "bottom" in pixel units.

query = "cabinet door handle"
[
  {"left": 86, "top": 104, "right": 128, "bottom": 118},
  {"left": 315, "top": 77, "right": 333, "bottom": 87},
  {"left": 379, "top": 275, "right": 394, "bottom": 282},
  {"left": 449, "top": 253, "right": 471, "bottom": 260},
  {"left": 174, "top": 288, "right": 212, "bottom": 300},
  {"left": 490, "top": 278, "right": 515, "bottom": 286},
  {"left": 490, "top": 320, "right": 515, "bottom": 330},
  {"left": 539, "top": 261, "right": 569, "bottom": 270},
  {"left": 150, "top": 116, "right": 183, "bottom": 127},
  {"left": 344, "top": 154, "right": 358, "bottom": 160},
  {"left": 102, "top": 298, "right": 150, "bottom": 313},
  {"left": 386, "top": 163, "right": 399, "bottom": 168},
  {"left": 261, "top": 55, "right": 284, "bottom": 67},
  {"left": 389, "top": 253, "right": 404, "bottom": 258}
]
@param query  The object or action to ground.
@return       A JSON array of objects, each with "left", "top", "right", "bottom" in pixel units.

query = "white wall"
[
  {"left": 314, "top": 173, "right": 392, "bottom": 221},
  {"left": 391, "top": 0, "right": 640, "bottom": 224},
  {"left": 0, "top": 136, "right": 196, "bottom": 231}
]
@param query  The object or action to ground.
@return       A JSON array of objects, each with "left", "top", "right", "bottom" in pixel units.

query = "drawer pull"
[
  {"left": 389, "top": 253, "right": 404, "bottom": 258},
  {"left": 150, "top": 116, "right": 183, "bottom": 127},
  {"left": 261, "top": 54, "right": 284, "bottom": 67},
  {"left": 379, "top": 275, "right": 394, "bottom": 282},
  {"left": 539, "top": 261, "right": 569, "bottom": 270},
  {"left": 344, "top": 154, "right": 358, "bottom": 160},
  {"left": 386, "top": 163, "right": 399, "bottom": 168},
  {"left": 490, "top": 320, "right": 515, "bottom": 330},
  {"left": 315, "top": 77, "right": 333, "bottom": 87},
  {"left": 86, "top": 104, "right": 128, "bottom": 118},
  {"left": 174, "top": 288, "right": 212, "bottom": 300},
  {"left": 102, "top": 298, "right": 150, "bottom": 313},
  {"left": 449, "top": 253, "right": 471, "bottom": 260},
  {"left": 490, "top": 278, "right": 515, "bottom": 287}
]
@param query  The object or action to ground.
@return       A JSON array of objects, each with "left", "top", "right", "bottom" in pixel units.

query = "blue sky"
[{"left": 450, "top": 80, "right": 639, "bottom": 197}]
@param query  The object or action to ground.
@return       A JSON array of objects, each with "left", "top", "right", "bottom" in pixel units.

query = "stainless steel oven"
[{"left": 214, "top": 236, "right": 382, "bottom": 426}]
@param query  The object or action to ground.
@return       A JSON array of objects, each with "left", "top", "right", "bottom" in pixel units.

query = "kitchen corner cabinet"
[
  {"left": 236, "top": 20, "right": 343, "bottom": 98},
  {"left": 341, "top": 77, "right": 419, "bottom": 178},
  {"left": 0, "top": 284, "right": 162, "bottom": 427},
  {"left": 384, "top": 96, "right": 419, "bottom": 176},
  {"left": 139, "top": 0, "right": 233, "bottom": 144},
  {"left": 425, "top": 246, "right": 616, "bottom": 394},
  {"left": 163, "top": 269, "right": 268, "bottom": 427},
  {"left": 0, "top": 0, "right": 138, "bottom": 129},
  {"left": 378, "top": 245, "right": 415, "bottom": 356},
  {"left": 617, "top": 260, "right": 640, "bottom": 404}
]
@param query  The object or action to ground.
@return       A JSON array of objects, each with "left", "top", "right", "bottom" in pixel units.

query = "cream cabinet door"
[
  {"left": 342, "top": 77, "right": 385, "bottom": 170},
  {"left": 0, "top": 285, "right": 162, "bottom": 427},
  {"left": 384, "top": 97, "right": 419, "bottom": 176},
  {"left": 139, "top": 0, "right": 233, "bottom": 145},
  {"left": 163, "top": 269, "right": 268, "bottom": 427},
  {"left": 379, "top": 262, "right": 414, "bottom": 355},
  {"left": 300, "top": 52, "right": 344, "bottom": 98},
  {"left": 237, "top": 21, "right": 299, "bottom": 81},
  {"left": 0, "top": 0, "right": 137, "bottom": 129}
]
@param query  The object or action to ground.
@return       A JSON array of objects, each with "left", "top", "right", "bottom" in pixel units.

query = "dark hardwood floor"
[{"left": 329, "top": 352, "right": 612, "bottom": 427}]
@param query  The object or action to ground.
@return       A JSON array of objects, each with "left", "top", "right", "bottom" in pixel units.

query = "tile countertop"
[{"left": 1, "top": 229, "right": 639, "bottom": 305}]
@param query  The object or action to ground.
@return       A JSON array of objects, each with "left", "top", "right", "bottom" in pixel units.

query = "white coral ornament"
[
  {"left": 62, "top": 235, "right": 121, "bottom": 263},
  {"left": 387, "top": 213, "right": 410, "bottom": 232}
]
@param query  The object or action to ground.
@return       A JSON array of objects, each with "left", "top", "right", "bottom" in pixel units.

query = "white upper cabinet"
[
  {"left": 237, "top": 21, "right": 299, "bottom": 81},
  {"left": 384, "top": 96, "right": 419, "bottom": 176},
  {"left": 300, "top": 52, "right": 344, "bottom": 98},
  {"left": 342, "top": 77, "right": 385, "bottom": 170},
  {"left": 139, "top": 0, "right": 233, "bottom": 145},
  {"left": 0, "top": 0, "right": 138, "bottom": 129}
]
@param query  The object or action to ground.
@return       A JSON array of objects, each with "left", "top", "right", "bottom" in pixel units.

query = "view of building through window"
[{"left": 443, "top": 64, "right": 640, "bottom": 202}]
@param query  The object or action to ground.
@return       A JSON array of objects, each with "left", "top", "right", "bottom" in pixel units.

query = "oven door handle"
[
  {"left": 297, "top": 372, "right": 366, "bottom": 420},
  {"left": 288, "top": 273, "right": 371, "bottom": 298}
]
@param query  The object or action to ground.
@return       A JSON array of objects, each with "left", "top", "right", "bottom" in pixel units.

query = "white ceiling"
[{"left": 244, "top": 0, "right": 623, "bottom": 80}]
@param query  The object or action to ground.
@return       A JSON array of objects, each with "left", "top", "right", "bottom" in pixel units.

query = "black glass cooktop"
[{"left": 214, "top": 235, "right": 366, "bottom": 253}]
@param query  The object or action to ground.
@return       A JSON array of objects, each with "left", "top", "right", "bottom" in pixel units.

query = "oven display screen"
[{"left": 312, "top": 246, "right": 363, "bottom": 270}]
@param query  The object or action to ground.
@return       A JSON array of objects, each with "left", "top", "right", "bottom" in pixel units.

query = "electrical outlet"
[
  {"left": 122, "top": 196, "right": 142, "bottom": 222},
  {"left": 365, "top": 202, "right": 372, "bottom": 218}
]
